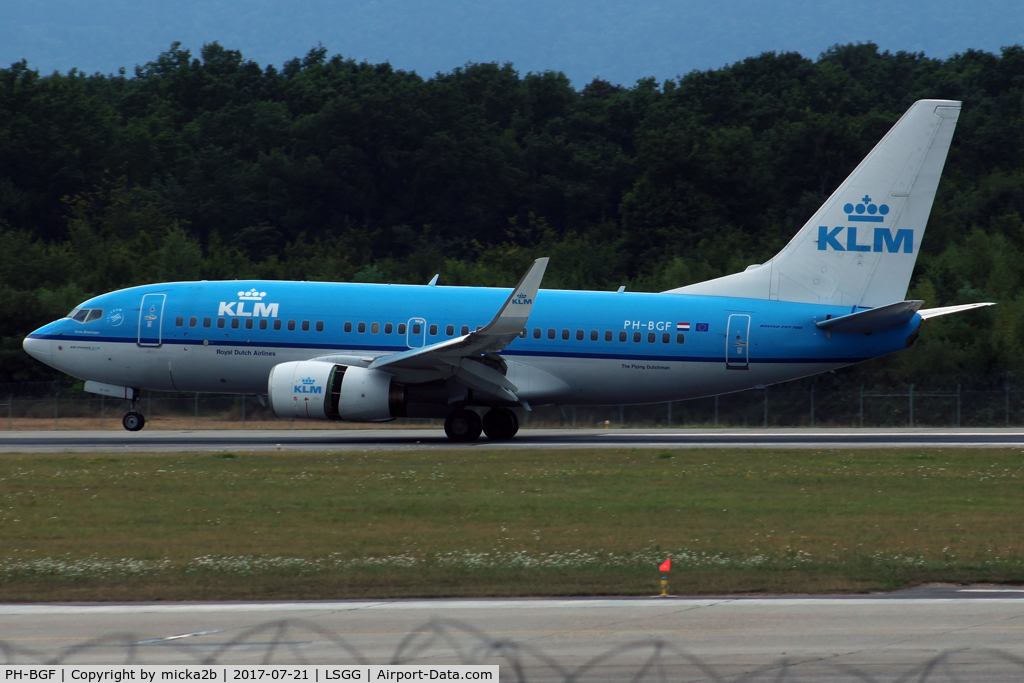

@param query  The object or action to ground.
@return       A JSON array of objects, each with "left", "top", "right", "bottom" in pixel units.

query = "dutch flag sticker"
[{"left": 677, "top": 322, "right": 690, "bottom": 331}]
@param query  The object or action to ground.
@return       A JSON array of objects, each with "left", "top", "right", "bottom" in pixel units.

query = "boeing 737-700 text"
[{"left": 23, "top": 100, "right": 993, "bottom": 441}]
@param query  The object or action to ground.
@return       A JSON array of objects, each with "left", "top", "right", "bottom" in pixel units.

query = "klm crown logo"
[
  {"left": 511, "top": 292, "right": 533, "bottom": 305},
  {"left": 844, "top": 195, "right": 890, "bottom": 223},
  {"left": 301, "top": 377, "right": 316, "bottom": 385},
  {"left": 238, "top": 289, "right": 266, "bottom": 301}
]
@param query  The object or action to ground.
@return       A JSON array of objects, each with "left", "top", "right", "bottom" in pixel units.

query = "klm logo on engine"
[
  {"left": 218, "top": 289, "right": 280, "bottom": 317},
  {"left": 817, "top": 196, "right": 912, "bottom": 254},
  {"left": 294, "top": 377, "right": 322, "bottom": 394},
  {"left": 510, "top": 293, "right": 533, "bottom": 305}
]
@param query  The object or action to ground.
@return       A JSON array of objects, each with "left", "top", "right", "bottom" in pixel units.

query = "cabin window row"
[
  {"left": 531, "top": 328, "right": 685, "bottom": 344},
  {"left": 342, "top": 322, "right": 482, "bottom": 336},
  {"left": 171, "top": 317, "right": 683, "bottom": 345},
  {"left": 175, "top": 317, "right": 324, "bottom": 332},
  {"left": 345, "top": 321, "right": 406, "bottom": 334},
  {"left": 337, "top": 322, "right": 682, "bottom": 345}
]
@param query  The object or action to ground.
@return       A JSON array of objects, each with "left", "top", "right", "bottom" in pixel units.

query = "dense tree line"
[{"left": 1, "top": 42, "right": 1023, "bottom": 384}]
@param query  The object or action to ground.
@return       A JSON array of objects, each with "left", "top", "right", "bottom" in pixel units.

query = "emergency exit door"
[
  {"left": 726, "top": 314, "right": 750, "bottom": 369},
  {"left": 138, "top": 293, "right": 166, "bottom": 347},
  {"left": 407, "top": 317, "right": 426, "bottom": 348}
]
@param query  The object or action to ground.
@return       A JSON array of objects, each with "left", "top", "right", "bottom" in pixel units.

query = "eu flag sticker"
[{"left": 695, "top": 323, "right": 709, "bottom": 332}]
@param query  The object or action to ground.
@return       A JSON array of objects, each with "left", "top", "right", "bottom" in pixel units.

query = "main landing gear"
[
  {"left": 444, "top": 407, "right": 519, "bottom": 442},
  {"left": 482, "top": 407, "right": 519, "bottom": 440},
  {"left": 122, "top": 393, "right": 145, "bottom": 431}
]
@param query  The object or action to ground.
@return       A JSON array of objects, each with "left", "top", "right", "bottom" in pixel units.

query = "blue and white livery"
[{"left": 23, "top": 100, "right": 993, "bottom": 440}]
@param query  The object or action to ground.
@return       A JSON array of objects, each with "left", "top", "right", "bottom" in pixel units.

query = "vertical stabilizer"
[{"left": 667, "top": 100, "right": 961, "bottom": 307}]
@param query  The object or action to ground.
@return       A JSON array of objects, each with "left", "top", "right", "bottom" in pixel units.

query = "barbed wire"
[{"left": 3, "top": 617, "right": 1024, "bottom": 681}]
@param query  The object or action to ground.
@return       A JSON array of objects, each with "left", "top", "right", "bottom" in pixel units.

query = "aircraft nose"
[{"left": 23, "top": 335, "right": 52, "bottom": 365}]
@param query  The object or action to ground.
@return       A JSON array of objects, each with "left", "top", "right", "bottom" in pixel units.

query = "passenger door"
[
  {"left": 138, "top": 293, "right": 166, "bottom": 347},
  {"left": 726, "top": 314, "right": 750, "bottom": 369}
]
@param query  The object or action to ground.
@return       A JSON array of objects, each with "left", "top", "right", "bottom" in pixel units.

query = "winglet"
[
  {"left": 479, "top": 257, "right": 549, "bottom": 336},
  {"left": 428, "top": 274, "right": 439, "bottom": 286},
  {"left": 367, "top": 257, "right": 549, "bottom": 375}
]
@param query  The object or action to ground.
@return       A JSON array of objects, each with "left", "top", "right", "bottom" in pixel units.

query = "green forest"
[{"left": 1, "top": 42, "right": 1022, "bottom": 385}]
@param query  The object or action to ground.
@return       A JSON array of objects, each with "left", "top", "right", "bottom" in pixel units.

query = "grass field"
[{"left": 2, "top": 447, "right": 1024, "bottom": 601}]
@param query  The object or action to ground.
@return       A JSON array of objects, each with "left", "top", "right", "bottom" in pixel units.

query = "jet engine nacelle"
[{"left": 267, "top": 361, "right": 405, "bottom": 422}]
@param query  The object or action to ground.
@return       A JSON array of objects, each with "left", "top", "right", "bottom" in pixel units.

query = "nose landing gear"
[
  {"left": 122, "top": 411, "right": 145, "bottom": 431},
  {"left": 122, "top": 392, "right": 145, "bottom": 431}
]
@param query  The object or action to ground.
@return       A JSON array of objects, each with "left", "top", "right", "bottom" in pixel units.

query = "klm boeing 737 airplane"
[{"left": 23, "top": 100, "right": 993, "bottom": 441}]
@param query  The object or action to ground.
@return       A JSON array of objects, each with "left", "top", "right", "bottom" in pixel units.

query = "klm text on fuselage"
[{"left": 217, "top": 302, "right": 280, "bottom": 317}]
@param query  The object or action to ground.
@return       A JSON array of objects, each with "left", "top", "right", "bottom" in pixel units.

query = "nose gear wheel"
[{"left": 122, "top": 411, "right": 145, "bottom": 431}]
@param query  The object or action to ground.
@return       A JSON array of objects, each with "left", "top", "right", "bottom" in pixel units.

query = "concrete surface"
[
  {"left": 5, "top": 427, "right": 1024, "bottom": 452},
  {"left": 5, "top": 588, "right": 1024, "bottom": 680}
]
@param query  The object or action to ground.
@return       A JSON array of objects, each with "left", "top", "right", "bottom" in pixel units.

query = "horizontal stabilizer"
[
  {"left": 918, "top": 302, "right": 995, "bottom": 319},
  {"left": 816, "top": 300, "right": 923, "bottom": 334}
]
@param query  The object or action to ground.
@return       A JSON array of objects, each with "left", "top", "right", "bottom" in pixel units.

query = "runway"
[
  {"left": 4, "top": 427, "right": 1024, "bottom": 452},
  {"left": 4, "top": 587, "right": 1024, "bottom": 680}
]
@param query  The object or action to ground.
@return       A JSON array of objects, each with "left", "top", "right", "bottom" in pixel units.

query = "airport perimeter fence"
[
  {"left": 3, "top": 617, "right": 1023, "bottom": 681},
  {"left": 1, "top": 372, "right": 1023, "bottom": 430}
]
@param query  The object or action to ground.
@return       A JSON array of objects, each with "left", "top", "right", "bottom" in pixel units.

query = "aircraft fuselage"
[{"left": 24, "top": 280, "right": 917, "bottom": 406}]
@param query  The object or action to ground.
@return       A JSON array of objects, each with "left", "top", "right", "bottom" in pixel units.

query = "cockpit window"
[{"left": 67, "top": 308, "right": 103, "bottom": 323}]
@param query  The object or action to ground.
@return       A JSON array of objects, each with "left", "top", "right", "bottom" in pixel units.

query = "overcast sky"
[{"left": 4, "top": 0, "right": 1023, "bottom": 85}]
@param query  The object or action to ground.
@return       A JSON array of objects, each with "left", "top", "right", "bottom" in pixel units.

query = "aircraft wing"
[{"left": 366, "top": 258, "right": 549, "bottom": 402}]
